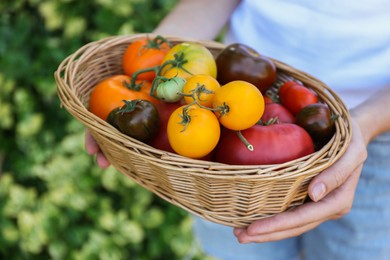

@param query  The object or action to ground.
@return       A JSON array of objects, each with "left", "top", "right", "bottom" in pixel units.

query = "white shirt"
[{"left": 225, "top": 0, "right": 390, "bottom": 108}]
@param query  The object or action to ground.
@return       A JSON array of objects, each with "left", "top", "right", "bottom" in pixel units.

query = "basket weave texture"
[{"left": 55, "top": 34, "right": 352, "bottom": 228}]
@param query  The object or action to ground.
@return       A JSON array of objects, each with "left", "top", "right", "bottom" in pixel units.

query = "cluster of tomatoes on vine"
[{"left": 89, "top": 35, "right": 337, "bottom": 165}]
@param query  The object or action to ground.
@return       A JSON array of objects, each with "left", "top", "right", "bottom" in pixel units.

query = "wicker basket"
[{"left": 55, "top": 34, "right": 352, "bottom": 228}]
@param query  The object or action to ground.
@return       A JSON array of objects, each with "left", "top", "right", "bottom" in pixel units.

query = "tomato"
[
  {"left": 89, "top": 75, "right": 158, "bottom": 120},
  {"left": 106, "top": 106, "right": 121, "bottom": 129},
  {"left": 182, "top": 74, "right": 221, "bottom": 107},
  {"left": 215, "top": 123, "right": 315, "bottom": 165},
  {"left": 213, "top": 80, "right": 264, "bottom": 130},
  {"left": 159, "top": 42, "right": 217, "bottom": 79},
  {"left": 136, "top": 80, "right": 153, "bottom": 95},
  {"left": 296, "top": 103, "right": 337, "bottom": 150},
  {"left": 113, "top": 99, "right": 160, "bottom": 142},
  {"left": 278, "top": 81, "right": 296, "bottom": 98},
  {"left": 122, "top": 36, "right": 171, "bottom": 81},
  {"left": 154, "top": 77, "right": 187, "bottom": 102},
  {"left": 215, "top": 43, "right": 277, "bottom": 93},
  {"left": 167, "top": 105, "right": 220, "bottom": 158},
  {"left": 148, "top": 100, "right": 183, "bottom": 153},
  {"left": 279, "top": 81, "right": 319, "bottom": 115},
  {"left": 260, "top": 103, "right": 295, "bottom": 124}
]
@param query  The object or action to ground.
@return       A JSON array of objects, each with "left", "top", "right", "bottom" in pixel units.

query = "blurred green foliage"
[{"left": 0, "top": 0, "right": 211, "bottom": 258}]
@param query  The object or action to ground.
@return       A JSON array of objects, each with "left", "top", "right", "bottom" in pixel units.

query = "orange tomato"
[
  {"left": 182, "top": 74, "right": 221, "bottom": 107},
  {"left": 137, "top": 80, "right": 154, "bottom": 97},
  {"left": 122, "top": 36, "right": 171, "bottom": 81},
  {"left": 160, "top": 42, "right": 217, "bottom": 80},
  {"left": 167, "top": 105, "right": 220, "bottom": 158},
  {"left": 89, "top": 75, "right": 158, "bottom": 120},
  {"left": 213, "top": 80, "right": 265, "bottom": 130}
]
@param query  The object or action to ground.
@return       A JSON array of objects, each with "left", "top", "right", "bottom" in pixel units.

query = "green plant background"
[{"left": 0, "top": 0, "right": 213, "bottom": 259}]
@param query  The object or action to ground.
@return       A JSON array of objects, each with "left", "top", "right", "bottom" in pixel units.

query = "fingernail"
[{"left": 312, "top": 182, "right": 326, "bottom": 201}]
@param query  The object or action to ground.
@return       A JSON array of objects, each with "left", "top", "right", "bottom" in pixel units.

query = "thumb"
[{"left": 308, "top": 122, "right": 367, "bottom": 202}]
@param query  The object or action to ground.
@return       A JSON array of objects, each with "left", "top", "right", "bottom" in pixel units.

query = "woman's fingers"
[
  {"left": 96, "top": 150, "right": 111, "bottom": 169},
  {"left": 85, "top": 130, "right": 99, "bottom": 154},
  {"left": 234, "top": 163, "right": 363, "bottom": 243},
  {"left": 236, "top": 219, "right": 322, "bottom": 243},
  {"left": 308, "top": 120, "right": 367, "bottom": 202},
  {"left": 85, "top": 130, "right": 111, "bottom": 168}
]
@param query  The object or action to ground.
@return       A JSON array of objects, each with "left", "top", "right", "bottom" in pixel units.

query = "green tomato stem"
[
  {"left": 178, "top": 106, "right": 191, "bottom": 132},
  {"left": 118, "top": 99, "right": 139, "bottom": 114},
  {"left": 129, "top": 65, "right": 160, "bottom": 88},
  {"left": 257, "top": 117, "right": 279, "bottom": 126},
  {"left": 157, "top": 51, "right": 193, "bottom": 77},
  {"left": 123, "top": 80, "right": 143, "bottom": 91},
  {"left": 176, "top": 91, "right": 193, "bottom": 97},
  {"left": 181, "top": 96, "right": 221, "bottom": 113},
  {"left": 236, "top": 131, "right": 254, "bottom": 151},
  {"left": 151, "top": 35, "right": 173, "bottom": 48},
  {"left": 215, "top": 102, "right": 230, "bottom": 119}
]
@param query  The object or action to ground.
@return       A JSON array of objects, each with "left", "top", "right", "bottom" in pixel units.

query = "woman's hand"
[
  {"left": 233, "top": 119, "right": 368, "bottom": 243},
  {"left": 85, "top": 130, "right": 111, "bottom": 169}
]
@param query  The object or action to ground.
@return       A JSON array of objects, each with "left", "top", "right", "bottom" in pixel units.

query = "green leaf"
[
  {"left": 4, "top": 185, "right": 37, "bottom": 217},
  {"left": 16, "top": 113, "right": 44, "bottom": 137},
  {"left": 118, "top": 220, "right": 144, "bottom": 244}
]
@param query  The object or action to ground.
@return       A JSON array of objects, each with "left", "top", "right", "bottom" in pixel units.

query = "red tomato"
[
  {"left": 215, "top": 123, "right": 315, "bottom": 165},
  {"left": 260, "top": 103, "right": 295, "bottom": 124},
  {"left": 278, "top": 81, "right": 297, "bottom": 99},
  {"left": 148, "top": 100, "right": 183, "bottom": 153},
  {"left": 122, "top": 36, "right": 171, "bottom": 81},
  {"left": 279, "top": 81, "right": 319, "bottom": 115}
]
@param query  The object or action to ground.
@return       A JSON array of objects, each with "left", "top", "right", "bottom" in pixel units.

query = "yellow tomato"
[
  {"left": 167, "top": 105, "right": 220, "bottom": 158},
  {"left": 160, "top": 42, "right": 217, "bottom": 79},
  {"left": 182, "top": 74, "right": 221, "bottom": 107},
  {"left": 213, "top": 80, "right": 265, "bottom": 130}
]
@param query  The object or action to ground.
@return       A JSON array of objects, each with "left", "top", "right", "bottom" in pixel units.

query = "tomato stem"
[
  {"left": 123, "top": 80, "right": 142, "bottom": 91},
  {"left": 177, "top": 91, "right": 192, "bottom": 98},
  {"left": 157, "top": 51, "right": 193, "bottom": 77},
  {"left": 118, "top": 99, "right": 139, "bottom": 114},
  {"left": 150, "top": 35, "right": 173, "bottom": 48},
  {"left": 236, "top": 131, "right": 254, "bottom": 151},
  {"left": 193, "top": 83, "right": 214, "bottom": 102},
  {"left": 140, "top": 35, "right": 172, "bottom": 54},
  {"left": 181, "top": 95, "right": 221, "bottom": 113},
  {"left": 129, "top": 66, "right": 160, "bottom": 88},
  {"left": 215, "top": 102, "right": 230, "bottom": 119},
  {"left": 178, "top": 106, "right": 191, "bottom": 132},
  {"left": 258, "top": 117, "right": 279, "bottom": 125}
]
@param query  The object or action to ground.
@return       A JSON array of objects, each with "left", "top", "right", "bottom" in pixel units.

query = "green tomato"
[{"left": 155, "top": 77, "right": 186, "bottom": 102}]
